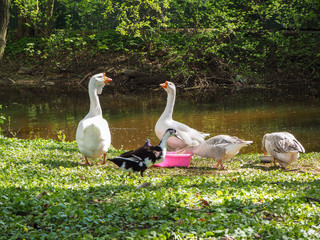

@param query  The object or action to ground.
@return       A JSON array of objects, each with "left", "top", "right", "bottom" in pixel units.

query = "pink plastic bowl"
[{"left": 154, "top": 152, "right": 193, "bottom": 167}]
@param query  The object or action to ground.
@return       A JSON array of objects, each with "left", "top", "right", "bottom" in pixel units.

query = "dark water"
[{"left": 1, "top": 84, "right": 319, "bottom": 154}]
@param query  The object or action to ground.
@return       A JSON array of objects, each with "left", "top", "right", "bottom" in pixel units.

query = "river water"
[{"left": 0, "top": 84, "right": 319, "bottom": 154}]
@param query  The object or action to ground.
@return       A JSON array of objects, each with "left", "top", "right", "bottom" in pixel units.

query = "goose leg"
[
  {"left": 219, "top": 160, "right": 225, "bottom": 170},
  {"left": 215, "top": 161, "right": 220, "bottom": 168},
  {"left": 215, "top": 160, "right": 224, "bottom": 169},
  {"left": 279, "top": 161, "right": 286, "bottom": 170},
  {"left": 100, "top": 153, "right": 106, "bottom": 165},
  {"left": 84, "top": 156, "right": 90, "bottom": 165},
  {"left": 273, "top": 158, "right": 277, "bottom": 167}
]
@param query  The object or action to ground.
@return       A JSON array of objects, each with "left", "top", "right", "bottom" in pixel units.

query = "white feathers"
[
  {"left": 76, "top": 73, "right": 112, "bottom": 164},
  {"left": 155, "top": 81, "right": 209, "bottom": 151}
]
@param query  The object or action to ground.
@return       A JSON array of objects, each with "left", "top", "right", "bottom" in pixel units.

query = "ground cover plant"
[{"left": 0, "top": 137, "right": 320, "bottom": 239}]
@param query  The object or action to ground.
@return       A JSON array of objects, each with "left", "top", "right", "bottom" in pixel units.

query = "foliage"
[
  {"left": 55, "top": 0, "right": 112, "bottom": 30},
  {"left": 5, "top": 0, "right": 320, "bottom": 84},
  {"left": 0, "top": 137, "right": 320, "bottom": 239},
  {"left": 13, "top": 0, "right": 43, "bottom": 29},
  {"left": 104, "top": 0, "right": 169, "bottom": 38},
  {"left": 5, "top": 30, "right": 142, "bottom": 70},
  {"left": 0, "top": 105, "right": 6, "bottom": 136}
]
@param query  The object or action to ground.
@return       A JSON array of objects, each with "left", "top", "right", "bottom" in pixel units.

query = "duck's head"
[
  {"left": 90, "top": 73, "right": 112, "bottom": 94},
  {"left": 165, "top": 128, "right": 182, "bottom": 140},
  {"left": 144, "top": 138, "right": 151, "bottom": 147},
  {"left": 160, "top": 81, "right": 176, "bottom": 93}
]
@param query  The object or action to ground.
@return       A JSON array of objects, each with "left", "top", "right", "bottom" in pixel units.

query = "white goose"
[
  {"left": 155, "top": 81, "right": 209, "bottom": 151},
  {"left": 262, "top": 132, "right": 305, "bottom": 169},
  {"left": 178, "top": 135, "right": 252, "bottom": 169},
  {"left": 76, "top": 73, "right": 112, "bottom": 165}
]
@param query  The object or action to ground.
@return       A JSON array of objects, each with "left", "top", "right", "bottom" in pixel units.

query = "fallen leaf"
[
  {"left": 200, "top": 199, "right": 210, "bottom": 207},
  {"left": 150, "top": 215, "right": 159, "bottom": 221},
  {"left": 254, "top": 233, "right": 262, "bottom": 238},
  {"left": 43, "top": 203, "right": 49, "bottom": 209},
  {"left": 176, "top": 219, "right": 183, "bottom": 226},
  {"left": 305, "top": 185, "right": 311, "bottom": 190},
  {"left": 37, "top": 191, "right": 47, "bottom": 198},
  {"left": 136, "top": 182, "right": 151, "bottom": 189},
  {"left": 93, "top": 199, "right": 103, "bottom": 204}
]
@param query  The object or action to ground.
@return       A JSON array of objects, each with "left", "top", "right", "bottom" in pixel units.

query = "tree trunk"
[
  {"left": 17, "top": 8, "right": 26, "bottom": 39},
  {"left": 17, "top": 6, "right": 33, "bottom": 38},
  {"left": 44, "top": 0, "right": 55, "bottom": 36},
  {"left": 0, "top": 0, "right": 12, "bottom": 60}
]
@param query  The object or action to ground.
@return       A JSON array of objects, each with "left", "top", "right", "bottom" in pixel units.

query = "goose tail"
[{"left": 242, "top": 140, "right": 253, "bottom": 145}]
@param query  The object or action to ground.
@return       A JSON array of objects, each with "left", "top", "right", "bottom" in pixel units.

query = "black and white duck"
[{"left": 108, "top": 129, "right": 180, "bottom": 177}]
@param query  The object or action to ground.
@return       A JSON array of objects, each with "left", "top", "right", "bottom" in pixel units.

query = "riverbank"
[
  {"left": 1, "top": 30, "right": 319, "bottom": 91},
  {"left": 0, "top": 137, "right": 319, "bottom": 239},
  {"left": 1, "top": 60, "right": 319, "bottom": 94}
]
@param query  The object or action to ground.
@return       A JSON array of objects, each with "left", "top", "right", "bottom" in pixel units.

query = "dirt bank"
[{"left": 1, "top": 51, "right": 319, "bottom": 92}]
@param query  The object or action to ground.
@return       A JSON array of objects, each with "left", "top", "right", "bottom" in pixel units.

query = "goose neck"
[
  {"left": 87, "top": 84, "right": 102, "bottom": 117},
  {"left": 161, "top": 90, "right": 175, "bottom": 120}
]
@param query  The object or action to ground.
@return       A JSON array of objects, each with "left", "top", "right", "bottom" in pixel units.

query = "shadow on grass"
[
  {"left": 150, "top": 165, "right": 227, "bottom": 177},
  {"left": 39, "top": 158, "right": 80, "bottom": 168},
  {"left": 40, "top": 145, "right": 79, "bottom": 153},
  {"left": 240, "top": 160, "right": 281, "bottom": 171}
]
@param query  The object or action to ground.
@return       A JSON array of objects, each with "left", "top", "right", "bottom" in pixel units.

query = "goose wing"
[
  {"left": 206, "top": 135, "right": 238, "bottom": 145},
  {"left": 267, "top": 133, "right": 305, "bottom": 153},
  {"left": 200, "top": 135, "right": 252, "bottom": 159},
  {"left": 174, "top": 120, "right": 209, "bottom": 145},
  {"left": 282, "top": 132, "right": 305, "bottom": 153}
]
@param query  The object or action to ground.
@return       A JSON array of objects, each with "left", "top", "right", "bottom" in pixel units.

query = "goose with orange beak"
[
  {"left": 155, "top": 81, "right": 209, "bottom": 151},
  {"left": 76, "top": 73, "right": 112, "bottom": 165}
]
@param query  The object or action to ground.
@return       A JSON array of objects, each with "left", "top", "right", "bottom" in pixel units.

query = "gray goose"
[{"left": 262, "top": 132, "right": 305, "bottom": 169}]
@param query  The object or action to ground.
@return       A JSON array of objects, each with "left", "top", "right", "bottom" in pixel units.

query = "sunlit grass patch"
[{"left": 0, "top": 137, "right": 319, "bottom": 239}]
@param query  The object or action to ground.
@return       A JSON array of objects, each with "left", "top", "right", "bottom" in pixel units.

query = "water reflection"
[{"left": 0, "top": 85, "right": 319, "bottom": 153}]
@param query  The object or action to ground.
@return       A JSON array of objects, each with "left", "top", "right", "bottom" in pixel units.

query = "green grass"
[{"left": 0, "top": 137, "right": 320, "bottom": 239}]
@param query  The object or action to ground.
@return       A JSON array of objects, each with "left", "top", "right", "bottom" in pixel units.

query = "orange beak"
[
  {"left": 103, "top": 73, "right": 112, "bottom": 83},
  {"left": 160, "top": 81, "right": 168, "bottom": 89}
]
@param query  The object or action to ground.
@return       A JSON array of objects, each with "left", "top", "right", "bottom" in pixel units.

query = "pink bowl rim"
[{"left": 166, "top": 151, "right": 193, "bottom": 157}]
